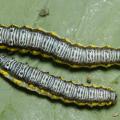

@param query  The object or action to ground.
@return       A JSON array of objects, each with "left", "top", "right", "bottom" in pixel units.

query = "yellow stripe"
[
  {"left": 0, "top": 69, "right": 114, "bottom": 107},
  {"left": 1, "top": 45, "right": 120, "bottom": 69},
  {"left": 0, "top": 24, "right": 120, "bottom": 68}
]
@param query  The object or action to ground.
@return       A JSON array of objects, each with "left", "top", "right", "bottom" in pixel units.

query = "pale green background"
[{"left": 0, "top": 0, "right": 120, "bottom": 120}]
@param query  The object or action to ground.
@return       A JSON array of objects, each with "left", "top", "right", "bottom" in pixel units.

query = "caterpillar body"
[
  {"left": 0, "top": 25, "right": 120, "bottom": 68},
  {"left": 0, "top": 56, "right": 117, "bottom": 107}
]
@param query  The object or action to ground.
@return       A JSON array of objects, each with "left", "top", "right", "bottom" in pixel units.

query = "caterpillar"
[
  {"left": 0, "top": 55, "right": 117, "bottom": 107},
  {"left": 0, "top": 25, "right": 120, "bottom": 68}
]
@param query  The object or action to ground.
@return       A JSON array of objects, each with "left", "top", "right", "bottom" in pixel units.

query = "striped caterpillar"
[
  {"left": 0, "top": 25, "right": 120, "bottom": 68},
  {"left": 0, "top": 55, "right": 117, "bottom": 107}
]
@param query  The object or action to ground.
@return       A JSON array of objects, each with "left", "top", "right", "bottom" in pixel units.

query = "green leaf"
[{"left": 0, "top": 0, "right": 120, "bottom": 120}]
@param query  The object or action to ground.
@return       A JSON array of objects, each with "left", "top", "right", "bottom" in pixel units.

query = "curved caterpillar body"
[
  {"left": 0, "top": 56, "right": 117, "bottom": 107},
  {"left": 0, "top": 25, "right": 120, "bottom": 68}
]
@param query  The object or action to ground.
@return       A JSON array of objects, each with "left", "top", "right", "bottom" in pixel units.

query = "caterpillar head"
[
  {"left": 3, "top": 58, "right": 14, "bottom": 70},
  {"left": 0, "top": 56, "right": 11, "bottom": 70}
]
